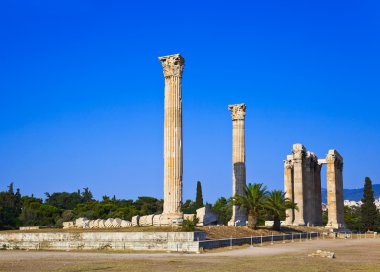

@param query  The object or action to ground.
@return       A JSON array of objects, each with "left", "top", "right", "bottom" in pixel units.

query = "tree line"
[{"left": 0, "top": 178, "right": 379, "bottom": 232}]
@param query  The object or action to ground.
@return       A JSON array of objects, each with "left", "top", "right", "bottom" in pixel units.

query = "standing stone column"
[
  {"left": 228, "top": 104, "right": 247, "bottom": 226},
  {"left": 284, "top": 156, "right": 294, "bottom": 225},
  {"left": 292, "top": 144, "right": 306, "bottom": 226},
  {"left": 159, "top": 54, "right": 185, "bottom": 221},
  {"left": 313, "top": 162, "right": 323, "bottom": 226},
  {"left": 326, "top": 150, "right": 346, "bottom": 229}
]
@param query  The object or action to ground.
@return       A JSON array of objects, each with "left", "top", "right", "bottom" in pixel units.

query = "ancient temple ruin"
[{"left": 284, "top": 144, "right": 346, "bottom": 229}]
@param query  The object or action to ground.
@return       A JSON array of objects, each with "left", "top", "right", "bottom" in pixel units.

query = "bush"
[{"left": 181, "top": 216, "right": 199, "bottom": 232}]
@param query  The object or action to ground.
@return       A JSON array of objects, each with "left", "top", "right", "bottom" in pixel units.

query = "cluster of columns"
[
  {"left": 284, "top": 144, "right": 346, "bottom": 229},
  {"left": 158, "top": 54, "right": 344, "bottom": 229}
]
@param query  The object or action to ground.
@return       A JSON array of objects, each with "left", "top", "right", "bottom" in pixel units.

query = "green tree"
[
  {"left": 0, "top": 183, "right": 22, "bottom": 229},
  {"left": 81, "top": 188, "right": 94, "bottom": 203},
  {"left": 361, "top": 177, "right": 378, "bottom": 231},
  {"left": 182, "top": 199, "right": 196, "bottom": 214},
  {"left": 233, "top": 183, "right": 269, "bottom": 229},
  {"left": 45, "top": 191, "right": 82, "bottom": 210},
  {"left": 344, "top": 206, "right": 362, "bottom": 231},
  {"left": 212, "top": 197, "right": 232, "bottom": 225},
  {"left": 195, "top": 181, "right": 204, "bottom": 209},
  {"left": 266, "top": 190, "right": 297, "bottom": 230}
]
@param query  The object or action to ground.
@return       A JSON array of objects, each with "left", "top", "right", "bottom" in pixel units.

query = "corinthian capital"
[
  {"left": 228, "top": 104, "right": 246, "bottom": 121},
  {"left": 159, "top": 54, "right": 185, "bottom": 78}
]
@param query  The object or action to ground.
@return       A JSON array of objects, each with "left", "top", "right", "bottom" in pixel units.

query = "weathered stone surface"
[
  {"left": 159, "top": 54, "right": 185, "bottom": 222},
  {"left": 105, "top": 218, "right": 114, "bottom": 228},
  {"left": 94, "top": 219, "right": 101, "bottom": 228},
  {"left": 132, "top": 215, "right": 140, "bottom": 227},
  {"left": 98, "top": 220, "right": 106, "bottom": 228},
  {"left": 326, "top": 150, "right": 346, "bottom": 229},
  {"left": 139, "top": 215, "right": 155, "bottom": 227},
  {"left": 308, "top": 250, "right": 335, "bottom": 259},
  {"left": 19, "top": 226, "right": 40, "bottom": 231},
  {"left": 228, "top": 103, "right": 247, "bottom": 226},
  {"left": 0, "top": 231, "right": 206, "bottom": 253},
  {"left": 111, "top": 218, "right": 123, "bottom": 228},
  {"left": 75, "top": 218, "right": 89, "bottom": 228},
  {"left": 284, "top": 145, "right": 346, "bottom": 229},
  {"left": 62, "top": 222, "right": 74, "bottom": 229},
  {"left": 120, "top": 220, "right": 132, "bottom": 228},
  {"left": 196, "top": 206, "right": 218, "bottom": 226}
]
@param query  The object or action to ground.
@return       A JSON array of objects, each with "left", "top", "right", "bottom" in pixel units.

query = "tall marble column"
[
  {"left": 159, "top": 54, "right": 185, "bottom": 220},
  {"left": 228, "top": 104, "right": 247, "bottom": 226},
  {"left": 326, "top": 150, "right": 346, "bottom": 229},
  {"left": 284, "top": 156, "right": 294, "bottom": 225},
  {"left": 313, "top": 162, "right": 323, "bottom": 226},
  {"left": 292, "top": 144, "right": 306, "bottom": 226}
]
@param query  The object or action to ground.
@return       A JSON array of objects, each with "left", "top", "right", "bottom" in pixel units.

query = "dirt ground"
[{"left": 0, "top": 237, "right": 379, "bottom": 272}]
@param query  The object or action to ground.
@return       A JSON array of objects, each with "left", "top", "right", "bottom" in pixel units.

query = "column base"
[
  {"left": 228, "top": 217, "right": 247, "bottom": 226},
  {"left": 325, "top": 223, "right": 347, "bottom": 230},
  {"left": 154, "top": 213, "right": 184, "bottom": 226}
]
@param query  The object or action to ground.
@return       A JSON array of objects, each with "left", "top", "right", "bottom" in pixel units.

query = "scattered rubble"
[{"left": 308, "top": 249, "right": 335, "bottom": 259}]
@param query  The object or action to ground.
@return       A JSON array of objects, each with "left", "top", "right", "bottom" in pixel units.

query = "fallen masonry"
[{"left": 308, "top": 249, "right": 336, "bottom": 259}]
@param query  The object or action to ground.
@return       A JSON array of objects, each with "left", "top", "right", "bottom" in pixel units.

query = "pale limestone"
[
  {"left": 132, "top": 215, "right": 140, "bottom": 227},
  {"left": 111, "top": 218, "right": 123, "bottom": 228},
  {"left": 326, "top": 150, "right": 346, "bottom": 229},
  {"left": 105, "top": 218, "right": 114, "bottom": 228},
  {"left": 159, "top": 54, "right": 185, "bottom": 223},
  {"left": 228, "top": 103, "right": 247, "bottom": 226},
  {"left": 284, "top": 145, "right": 346, "bottom": 229},
  {"left": 196, "top": 205, "right": 218, "bottom": 226}
]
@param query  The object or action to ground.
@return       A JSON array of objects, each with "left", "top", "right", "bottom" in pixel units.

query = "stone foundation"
[{"left": 0, "top": 231, "right": 205, "bottom": 253}]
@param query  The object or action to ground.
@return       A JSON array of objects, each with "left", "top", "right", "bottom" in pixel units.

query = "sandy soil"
[{"left": 0, "top": 237, "right": 379, "bottom": 272}]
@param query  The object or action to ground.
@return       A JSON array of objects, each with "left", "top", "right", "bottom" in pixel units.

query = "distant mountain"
[{"left": 321, "top": 184, "right": 380, "bottom": 203}]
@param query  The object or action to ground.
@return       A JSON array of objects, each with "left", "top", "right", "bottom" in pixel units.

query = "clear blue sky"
[{"left": 0, "top": 0, "right": 379, "bottom": 202}]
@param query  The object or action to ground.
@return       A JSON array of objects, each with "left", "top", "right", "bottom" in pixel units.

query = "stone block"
[
  {"left": 98, "top": 220, "right": 106, "bottom": 228},
  {"left": 62, "top": 222, "right": 74, "bottom": 229},
  {"left": 132, "top": 215, "right": 140, "bottom": 227},
  {"left": 105, "top": 218, "right": 114, "bottom": 228},
  {"left": 75, "top": 218, "right": 88, "bottom": 228},
  {"left": 121, "top": 220, "right": 132, "bottom": 227},
  {"left": 111, "top": 218, "right": 122, "bottom": 228},
  {"left": 196, "top": 206, "right": 218, "bottom": 226}
]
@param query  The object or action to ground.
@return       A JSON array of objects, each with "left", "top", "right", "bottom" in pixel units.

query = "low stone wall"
[
  {"left": 0, "top": 231, "right": 206, "bottom": 253},
  {"left": 199, "top": 232, "right": 319, "bottom": 250},
  {"left": 0, "top": 231, "right": 319, "bottom": 253}
]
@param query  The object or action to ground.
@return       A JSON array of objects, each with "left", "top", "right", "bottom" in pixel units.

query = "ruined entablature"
[
  {"left": 159, "top": 54, "right": 185, "bottom": 78},
  {"left": 228, "top": 103, "right": 246, "bottom": 121}
]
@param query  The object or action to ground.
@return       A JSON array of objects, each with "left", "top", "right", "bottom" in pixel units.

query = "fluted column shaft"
[
  {"left": 326, "top": 150, "right": 346, "bottom": 229},
  {"left": 159, "top": 54, "right": 185, "bottom": 218},
  {"left": 284, "top": 158, "right": 294, "bottom": 225},
  {"left": 292, "top": 144, "right": 306, "bottom": 226},
  {"left": 313, "top": 163, "right": 323, "bottom": 225},
  {"left": 228, "top": 104, "right": 247, "bottom": 226}
]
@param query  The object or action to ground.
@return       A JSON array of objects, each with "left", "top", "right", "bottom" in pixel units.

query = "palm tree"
[
  {"left": 233, "top": 183, "right": 269, "bottom": 229},
  {"left": 266, "top": 190, "right": 298, "bottom": 231}
]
